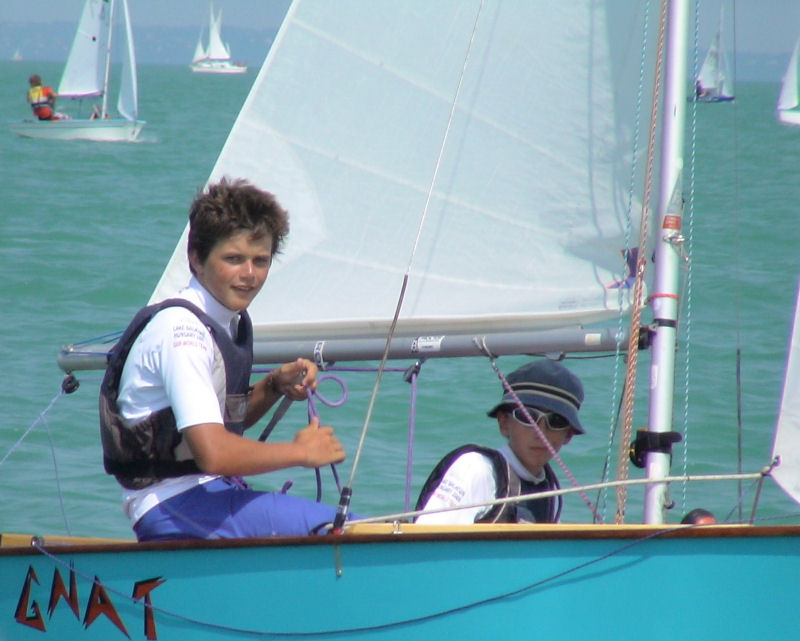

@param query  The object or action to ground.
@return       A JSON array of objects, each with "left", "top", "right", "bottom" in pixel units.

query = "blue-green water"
[{"left": 1, "top": 61, "right": 799, "bottom": 539}]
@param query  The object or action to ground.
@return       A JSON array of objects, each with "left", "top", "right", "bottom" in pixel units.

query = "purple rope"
[{"left": 306, "top": 377, "right": 346, "bottom": 497}]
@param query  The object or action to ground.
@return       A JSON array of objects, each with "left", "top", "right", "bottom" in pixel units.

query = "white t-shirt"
[
  {"left": 116, "top": 277, "right": 240, "bottom": 525},
  {"left": 415, "top": 444, "right": 545, "bottom": 525}
]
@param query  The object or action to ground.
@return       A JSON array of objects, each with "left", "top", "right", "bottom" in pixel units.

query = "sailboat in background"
[
  {"left": 692, "top": 4, "right": 735, "bottom": 102},
  {"left": 11, "top": 48, "right": 22, "bottom": 62},
  {"left": 3, "top": 2, "right": 800, "bottom": 639},
  {"left": 777, "top": 36, "right": 800, "bottom": 125},
  {"left": 8, "top": 0, "right": 144, "bottom": 142},
  {"left": 190, "top": 3, "right": 247, "bottom": 74}
]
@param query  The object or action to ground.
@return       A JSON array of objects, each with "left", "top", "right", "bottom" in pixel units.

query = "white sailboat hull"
[
  {"left": 778, "top": 109, "right": 800, "bottom": 126},
  {"left": 8, "top": 118, "right": 145, "bottom": 142},
  {"left": 190, "top": 60, "right": 247, "bottom": 74}
]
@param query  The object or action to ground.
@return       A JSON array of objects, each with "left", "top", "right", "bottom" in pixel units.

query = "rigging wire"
[
  {"left": 0, "top": 387, "right": 72, "bottom": 535},
  {"left": 678, "top": 0, "right": 702, "bottom": 519},
  {"left": 730, "top": 0, "right": 744, "bottom": 523},
  {"left": 599, "top": 0, "right": 653, "bottom": 524},
  {"left": 331, "top": 0, "right": 487, "bottom": 531}
]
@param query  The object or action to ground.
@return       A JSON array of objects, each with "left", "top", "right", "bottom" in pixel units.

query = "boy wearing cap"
[{"left": 415, "top": 359, "right": 584, "bottom": 524}]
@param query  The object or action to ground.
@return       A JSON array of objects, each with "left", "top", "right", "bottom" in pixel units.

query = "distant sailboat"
[
  {"left": 692, "top": 5, "right": 735, "bottom": 102},
  {"left": 8, "top": 0, "right": 145, "bottom": 142},
  {"left": 190, "top": 4, "right": 247, "bottom": 74},
  {"left": 777, "top": 37, "right": 800, "bottom": 126},
  {"left": 11, "top": 48, "right": 22, "bottom": 62}
]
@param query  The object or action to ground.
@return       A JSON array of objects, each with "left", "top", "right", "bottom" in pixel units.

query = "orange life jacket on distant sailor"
[{"left": 27, "top": 85, "right": 55, "bottom": 120}]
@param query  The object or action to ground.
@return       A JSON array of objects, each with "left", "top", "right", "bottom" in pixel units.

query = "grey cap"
[{"left": 487, "top": 359, "right": 585, "bottom": 434}]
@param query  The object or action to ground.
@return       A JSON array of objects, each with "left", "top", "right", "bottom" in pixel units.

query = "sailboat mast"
[
  {"left": 643, "top": 0, "right": 690, "bottom": 524},
  {"left": 101, "top": 0, "right": 115, "bottom": 118}
]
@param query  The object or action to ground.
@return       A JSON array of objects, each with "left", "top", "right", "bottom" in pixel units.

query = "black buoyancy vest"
[
  {"left": 414, "top": 444, "right": 562, "bottom": 524},
  {"left": 99, "top": 299, "right": 253, "bottom": 490}
]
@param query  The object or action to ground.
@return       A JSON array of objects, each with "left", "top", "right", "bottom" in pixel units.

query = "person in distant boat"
[
  {"left": 26, "top": 74, "right": 67, "bottom": 120},
  {"left": 681, "top": 508, "right": 716, "bottom": 525},
  {"left": 415, "top": 359, "right": 584, "bottom": 524},
  {"left": 99, "top": 178, "right": 351, "bottom": 541}
]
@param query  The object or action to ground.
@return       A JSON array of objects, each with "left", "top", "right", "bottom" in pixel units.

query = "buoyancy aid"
[
  {"left": 28, "top": 85, "right": 54, "bottom": 119},
  {"left": 99, "top": 299, "right": 253, "bottom": 490},
  {"left": 414, "top": 444, "right": 562, "bottom": 523}
]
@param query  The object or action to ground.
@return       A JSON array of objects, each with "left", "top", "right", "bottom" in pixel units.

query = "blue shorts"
[{"left": 133, "top": 478, "right": 351, "bottom": 541}]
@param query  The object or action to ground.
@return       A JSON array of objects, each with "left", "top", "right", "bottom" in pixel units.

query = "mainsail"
[
  {"left": 777, "top": 37, "right": 800, "bottom": 125},
  {"left": 206, "top": 6, "right": 232, "bottom": 61},
  {"left": 694, "top": 5, "right": 734, "bottom": 100},
  {"left": 772, "top": 283, "right": 800, "bottom": 503},
  {"left": 153, "top": 2, "right": 659, "bottom": 363}
]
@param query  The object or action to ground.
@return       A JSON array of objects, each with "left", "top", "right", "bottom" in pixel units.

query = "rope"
[
  {"left": 305, "top": 378, "right": 346, "bottom": 499},
  {"left": 615, "top": 0, "right": 668, "bottom": 524},
  {"left": 599, "top": 0, "right": 653, "bottom": 524}
]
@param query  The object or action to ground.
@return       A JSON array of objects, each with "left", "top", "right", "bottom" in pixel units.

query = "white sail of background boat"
[
  {"left": 8, "top": 0, "right": 144, "bottom": 142},
  {"left": 692, "top": 4, "right": 735, "bottom": 102},
  {"left": 11, "top": 48, "right": 22, "bottom": 62},
  {"left": 777, "top": 36, "right": 800, "bottom": 125},
  {"left": 190, "top": 3, "right": 247, "bottom": 74},
  {"left": 5, "top": 2, "right": 800, "bottom": 639}
]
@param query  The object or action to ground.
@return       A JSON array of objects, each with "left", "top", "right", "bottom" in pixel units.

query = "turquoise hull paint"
[{"left": 2, "top": 527, "right": 799, "bottom": 640}]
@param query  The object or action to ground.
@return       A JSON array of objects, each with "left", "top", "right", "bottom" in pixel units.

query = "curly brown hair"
[{"left": 187, "top": 177, "right": 289, "bottom": 274}]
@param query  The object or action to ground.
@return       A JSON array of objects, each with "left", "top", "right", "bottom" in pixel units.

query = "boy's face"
[
  {"left": 498, "top": 409, "right": 572, "bottom": 476},
  {"left": 190, "top": 230, "right": 273, "bottom": 312}
]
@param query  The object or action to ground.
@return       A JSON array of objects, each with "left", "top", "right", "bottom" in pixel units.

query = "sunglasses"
[{"left": 511, "top": 407, "right": 571, "bottom": 431}]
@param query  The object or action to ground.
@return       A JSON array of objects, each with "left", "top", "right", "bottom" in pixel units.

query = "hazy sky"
[
  {"left": 1, "top": 0, "right": 798, "bottom": 56},
  {"left": 1, "top": 1, "right": 291, "bottom": 32}
]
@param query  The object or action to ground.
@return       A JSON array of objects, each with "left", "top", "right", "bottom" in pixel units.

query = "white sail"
[
  {"left": 116, "top": 0, "right": 138, "bottom": 122},
  {"left": 777, "top": 37, "right": 800, "bottom": 125},
  {"left": 207, "top": 6, "right": 231, "bottom": 61},
  {"left": 155, "top": 1, "right": 657, "bottom": 358},
  {"left": 772, "top": 282, "right": 800, "bottom": 503},
  {"left": 57, "top": 0, "right": 110, "bottom": 98},
  {"left": 190, "top": 3, "right": 246, "bottom": 73},
  {"left": 694, "top": 5, "right": 734, "bottom": 101},
  {"left": 191, "top": 35, "right": 206, "bottom": 64}
]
